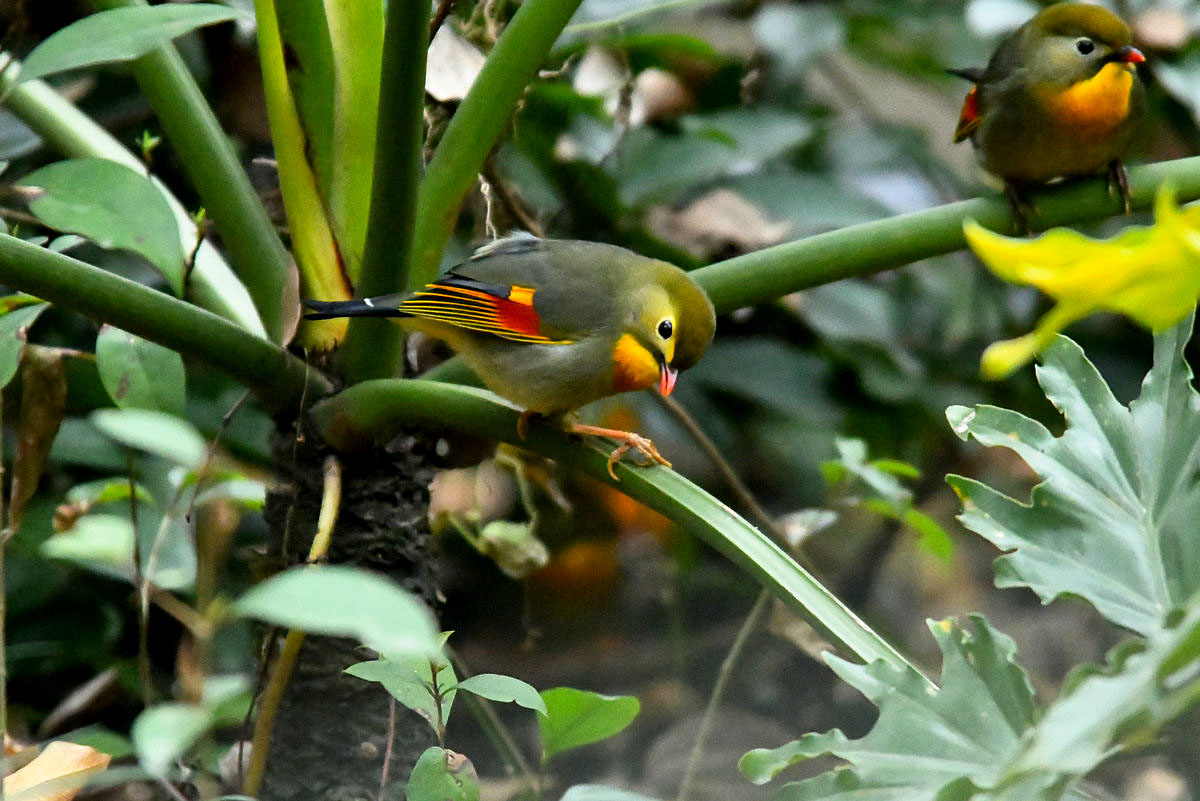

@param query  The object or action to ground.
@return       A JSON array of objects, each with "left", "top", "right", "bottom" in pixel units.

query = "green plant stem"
[
  {"left": 89, "top": 0, "right": 292, "bottom": 344},
  {"left": 0, "top": 235, "right": 329, "bottom": 413},
  {"left": 0, "top": 63, "right": 267, "bottom": 337},
  {"left": 310, "top": 379, "right": 923, "bottom": 679},
  {"left": 676, "top": 589, "right": 771, "bottom": 801},
  {"left": 409, "top": 0, "right": 585, "bottom": 289},
  {"left": 693, "top": 156, "right": 1200, "bottom": 313},
  {"left": 338, "top": 0, "right": 430, "bottom": 382}
]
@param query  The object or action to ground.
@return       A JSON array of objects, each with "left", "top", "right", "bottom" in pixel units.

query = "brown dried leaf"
[
  {"left": 3, "top": 740, "right": 110, "bottom": 801},
  {"left": 9, "top": 345, "right": 67, "bottom": 532},
  {"left": 648, "top": 189, "right": 791, "bottom": 259}
]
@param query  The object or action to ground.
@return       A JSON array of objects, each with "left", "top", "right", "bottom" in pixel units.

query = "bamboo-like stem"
[
  {"left": 338, "top": 0, "right": 431, "bottom": 382},
  {"left": 0, "top": 235, "right": 329, "bottom": 412},
  {"left": 310, "top": 379, "right": 924, "bottom": 680},
  {"left": 88, "top": 0, "right": 292, "bottom": 343},
  {"left": 408, "top": 0, "right": 585, "bottom": 290},
  {"left": 693, "top": 156, "right": 1200, "bottom": 314}
]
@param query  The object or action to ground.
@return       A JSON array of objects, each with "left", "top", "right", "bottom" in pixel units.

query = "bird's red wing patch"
[
  {"left": 953, "top": 85, "right": 983, "bottom": 142},
  {"left": 399, "top": 278, "right": 572, "bottom": 344}
]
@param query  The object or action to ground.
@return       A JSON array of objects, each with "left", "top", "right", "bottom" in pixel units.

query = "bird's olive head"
[
  {"left": 1023, "top": 3, "right": 1143, "bottom": 86},
  {"left": 626, "top": 263, "right": 716, "bottom": 396}
]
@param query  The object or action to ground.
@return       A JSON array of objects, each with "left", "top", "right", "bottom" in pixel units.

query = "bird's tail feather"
[{"left": 303, "top": 296, "right": 407, "bottom": 321}]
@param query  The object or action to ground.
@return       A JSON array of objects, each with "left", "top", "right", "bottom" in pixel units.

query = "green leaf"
[
  {"left": 454, "top": 674, "right": 547, "bottom": 715},
  {"left": 131, "top": 702, "right": 212, "bottom": 777},
  {"left": 235, "top": 565, "right": 442, "bottom": 659},
  {"left": 345, "top": 654, "right": 456, "bottom": 734},
  {"left": 0, "top": 302, "right": 48, "bottom": 389},
  {"left": 741, "top": 615, "right": 1035, "bottom": 796},
  {"left": 18, "top": 159, "right": 186, "bottom": 295},
  {"left": 18, "top": 5, "right": 242, "bottom": 84},
  {"left": 40, "top": 514, "right": 135, "bottom": 583},
  {"left": 405, "top": 746, "right": 480, "bottom": 801},
  {"left": 1000, "top": 598, "right": 1200, "bottom": 791},
  {"left": 539, "top": 687, "right": 640, "bottom": 761},
  {"left": 90, "top": 408, "right": 206, "bottom": 469},
  {"left": 947, "top": 316, "right": 1200, "bottom": 635},
  {"left": 95, "top": 325, "right": 186, "bottom": 415},
  {"left": 65, "top": 478, "right": 154, "bottom": 507}
]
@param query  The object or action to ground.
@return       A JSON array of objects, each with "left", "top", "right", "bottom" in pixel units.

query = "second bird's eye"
[
  {"left": 1075, "top": 37, "right": 1095, "bottom": 55},
  {"left": 657, "top": 319, "right": 673, "bottom": 339}
]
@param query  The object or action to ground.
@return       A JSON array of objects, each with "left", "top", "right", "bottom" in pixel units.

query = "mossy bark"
[{"left": 258, "top": 421, "right": 439, "bottom": 800}]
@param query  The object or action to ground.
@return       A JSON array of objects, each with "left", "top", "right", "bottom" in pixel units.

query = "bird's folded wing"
[{"left": 400, "top": 274, "right": 573, "bottom": 344}]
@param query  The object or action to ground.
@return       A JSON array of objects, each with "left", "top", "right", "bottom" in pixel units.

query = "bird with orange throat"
[
  {"left": 305, "top": 235, "right": 716, "bottom": 478},
  {"left": 950, "top": 2, "right": 1146, "bottom": 229}
]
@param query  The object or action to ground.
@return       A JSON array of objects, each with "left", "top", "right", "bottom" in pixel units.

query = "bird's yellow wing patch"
[{"left": 400, "top": 276, "right": 572, "bottom": 345}]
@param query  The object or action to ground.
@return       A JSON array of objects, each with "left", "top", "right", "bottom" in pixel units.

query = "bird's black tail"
[{"left": 303, "top": 296, "right": 407, "bottom": 321}]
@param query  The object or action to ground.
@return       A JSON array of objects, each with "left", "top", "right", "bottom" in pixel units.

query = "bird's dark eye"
[
  {"left": 657, "top": 319, "right": 673, "bottom": 340},
  {"left": 1075, "top": 37, "right": 1095, "bottom": 55}
]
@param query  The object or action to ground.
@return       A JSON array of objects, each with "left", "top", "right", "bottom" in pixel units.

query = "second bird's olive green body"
[{"left": 956, "top": 3, "right": 1146, "bottom": 186}]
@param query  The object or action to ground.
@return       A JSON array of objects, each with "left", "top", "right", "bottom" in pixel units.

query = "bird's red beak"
[
  {"left": 659, "top": 362, "right": 678, "bottom": 396},
  {"left": 1118, "top": 46, "right": 1146, "bottom": 64}
]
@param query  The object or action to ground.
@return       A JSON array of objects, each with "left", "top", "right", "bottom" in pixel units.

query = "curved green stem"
[
  {"left": 310, "top": 378, "right": 924, "bottom": 679},
  {"left": 89, "top": 0, "right": 292, "bottom": 344},
  {"left": 0, "top": 64, "right": 267, "bottom": 338},
  {"left": 0, "top": 235, "right": 329, "bottom": 413},
  {"left": 693, "top": 156, "right": 1200, "bottom": 313},
  {"left": 338, "top": 0, "right": 430, "bottom": 382},
  {"left": 409, "top": 0, "right": 585, "bottom": 289}
]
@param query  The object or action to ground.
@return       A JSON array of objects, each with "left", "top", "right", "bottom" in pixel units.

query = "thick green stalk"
[
  {"left": 693, "top": 156, "right": 1200, "bottom": 313},
  {"left": 0, "top": 66, "right": 267, "bottom": 338},
  {"left": 337, "top": 0, "right": 430, "bottom": 382},
  {"left": 409, "top": 0, "right": 585, "bottom": 289},
  {"left": 0, "top": 235, "right": 329, "bottom": 412},
  {"left": 89, "top": 0, "right": 292, "bottom": 344},
  {"left": 311, "top": 379, "right": 924, "bottom": 679}
]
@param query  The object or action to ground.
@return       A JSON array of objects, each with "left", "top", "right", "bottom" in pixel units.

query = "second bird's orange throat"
[{"left": 1036, "top": 62, "right": 1135, "bottom": 134}]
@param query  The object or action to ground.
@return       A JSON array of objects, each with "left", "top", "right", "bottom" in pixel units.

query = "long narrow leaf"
[
  {"left": 254, "top": 0, "right": 351, "bottom": 349},
  {"left": 17, "top": 4, "right": 241, "bottom": 84},
  {"left": 310, "top": 378, "right": 921, "bottom": 679}
]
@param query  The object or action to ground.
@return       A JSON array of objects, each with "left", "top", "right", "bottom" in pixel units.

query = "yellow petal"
[{"left": 964, "top": 186, "right": 1200, "bottom": 377}]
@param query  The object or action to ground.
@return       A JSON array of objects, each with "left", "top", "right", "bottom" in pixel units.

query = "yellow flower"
[{"left": 964, "top": 187, "right": 1200, "bottom": 378}]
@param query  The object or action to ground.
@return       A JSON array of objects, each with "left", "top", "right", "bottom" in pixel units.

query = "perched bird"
[
  {"left": 950, "top": 2, "right": 1146, "bottom": 228},
  {"left": 305, "top": 235, "right": 716, "bottom": 478}
]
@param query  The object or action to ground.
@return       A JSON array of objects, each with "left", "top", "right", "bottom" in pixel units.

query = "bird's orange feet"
[{"left": 568, "top": 423, "right": 671, "bottom": 480}]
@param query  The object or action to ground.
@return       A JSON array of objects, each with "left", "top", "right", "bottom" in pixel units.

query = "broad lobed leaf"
[{"left": 948, "top": 316, "right": 1200, "bottom": 635}]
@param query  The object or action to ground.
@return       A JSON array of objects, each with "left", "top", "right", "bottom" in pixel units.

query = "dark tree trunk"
[{"left": 257, "top": 422, "right": 440, "bottom": 801}]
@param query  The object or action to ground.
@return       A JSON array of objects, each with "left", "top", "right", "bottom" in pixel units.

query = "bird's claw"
[
  {"left": 603, "top": 433, "right": 670, "bottom": 481},
  {"left": 1108, "top": 160, "right": 1132, "bottom": 215},
  {"left": 568, "top": 423, "right": 671, "bottom": 481},
  {"left": 1004, "top": 183, "right": 1034, "bottom": 235}
]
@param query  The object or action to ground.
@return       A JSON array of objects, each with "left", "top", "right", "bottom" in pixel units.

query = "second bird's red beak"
[
  {"left": 1118, "top": 45, "right": 1146, "bottom": 64},
  {"left": 659, "top": 363, "right": 678, "bottom": 396}
]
